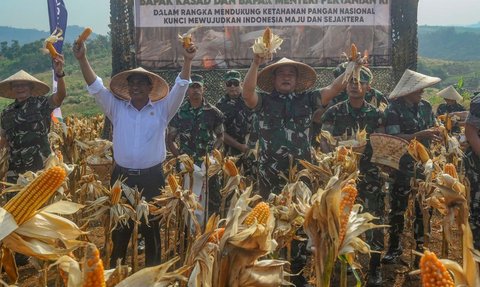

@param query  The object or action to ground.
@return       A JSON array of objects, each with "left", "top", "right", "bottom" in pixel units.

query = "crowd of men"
[{"left": 1, "top": 41, "right": 479, "bottom": 287}]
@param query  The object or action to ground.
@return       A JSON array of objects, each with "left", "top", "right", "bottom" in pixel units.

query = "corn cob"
[
  {"left": 167, "top": 174, "right": 179, "bottom": 191},
  {"left": 446, "top": 116, "right": 452, "bottom": 132},
  {"left": 3, "top": 166, "right": 66, "bottom": 225},
  {"left": 83, "top": 245, "right": 106, "bottom": 287},
  {"left": 46, "top": 42, "right": 59, "bottom": 58},
  {"left": 77, "top": 27, "right": 93, "bottom": 44},
  {"left": 244, "top": 202, "right": 270, "bottom": 226},
  {"left": 212, "top": 149, "right": 223, "bottom": 164},
  {"left": 339, "top": 180, "right": 358, "bottom": 244},
  {"left": 207, "top": 227, "right": 225, "bottom": 243},
  {"left": 351, "top": 43, "right": 358, "bottom": 61},
  {"left": 263, "top": 27, "right": 272, "bottom": 49},
  {"left": 408, "top": 139, "right": 430, "bottom": 164},
  {"left": 110, "top": 180, "right": 122, "bottom": 205},
  {"left": 419, "top": 250, "right": 454, "bottom": 287},
  {"left": 443, "top": 163, "right": 458, "bottom": 179},
  {"left": 224, "top": 159, "right": 238, "bottom": 177},
  {"left": 336, "top": 146, "right": 349, "bottom": 162}
]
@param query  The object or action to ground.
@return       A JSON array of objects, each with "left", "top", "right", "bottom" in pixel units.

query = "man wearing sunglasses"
[{"left": 215, "top": 70, "right": 258, "bottom": 179}]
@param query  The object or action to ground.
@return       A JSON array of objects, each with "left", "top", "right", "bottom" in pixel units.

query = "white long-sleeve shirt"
[{"left": 87, "top": 74, "right": 190, "bottom": 169}]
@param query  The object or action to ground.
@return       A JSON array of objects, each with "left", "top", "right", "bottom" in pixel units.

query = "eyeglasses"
[{"left": 226, "top": 81, "right": 240, "bottom": 87}]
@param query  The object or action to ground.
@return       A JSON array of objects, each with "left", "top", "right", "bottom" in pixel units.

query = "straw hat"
[
  {"left": 370, "top": 133, "right": 409, "bottom": 170},
  {"left": 437, "top": 85, "right": 463, "bottom": 102},
  {"left": 110, "top": 67, "right": 169, "bottom": 102},
  {"left": 257, "top": 58, "right": 317, "bottom": 93},
  {"left": 0, "top": 70, "right": 50, "bottom": 99},
  {"left": 388, "top": 69, "right": 441, "bottom": 100}
]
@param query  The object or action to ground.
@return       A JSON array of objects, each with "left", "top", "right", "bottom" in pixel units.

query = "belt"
[{"left": 114, "top": 162, "right": 163, "bottom": 176}]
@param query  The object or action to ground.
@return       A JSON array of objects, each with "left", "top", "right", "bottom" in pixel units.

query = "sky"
[{"left": 0, "top": 0, "right": 479, "bottom": 35}]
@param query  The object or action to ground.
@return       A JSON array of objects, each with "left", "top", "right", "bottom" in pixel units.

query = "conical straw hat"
[
  {"left": 257, "top": 58, "right": 317, "bottom": 93},
  {"left": 110, "top": 67, "right": 169, "bottom": 102},
  {"left": 0, "top": 70, "right": 50, "bottom": 99},
  {"left": 437, "top": 85, "right": 462, "bottom": 102},
  {"left": 388, "top": 69, "right": 441, "bottom": 99},
  {"left": 370, "top": 133, "right": 409, "bottom": 170}
]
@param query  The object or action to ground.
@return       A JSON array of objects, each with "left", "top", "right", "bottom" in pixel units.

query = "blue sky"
[{"left": 0, "top": 0, "right": 479, "bottom": 35}]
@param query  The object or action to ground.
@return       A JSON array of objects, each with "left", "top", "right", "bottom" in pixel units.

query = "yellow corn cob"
[
  {"left": 351, "top": 43, "right": 358, "bottom": 61},
  {"left": 167, "top": 174, "right": 179, "bottom": 191},
  {"left": 83, "top": 245, "right": 106, "bottom": 287},
  {"left": 408, "top": 139, "right": 430, "bottom": 164},
  {"left": 443, "top": 163, "right": 458, "bottom": 179},
  {"left": 224, "top": 159, "right": 238, "bottom": 177},
  {"left": 446, "top": 116, "right": 452, "bottom": 132},
  {"left": 263, "top": 27, "right": 272, "bottom": 49},
  {"left": 110, "top": 180, "right": 122, "bottom": 205},
  {"left": 438, "top": 115, "right": 446, "bottom": 122},
  {"left": 212, "top": 149, "right": 223, "bottom": 164},
  {"left": 3, "top": 166, "right": 66, "bottom": 225},
  {"left": 419, "top": 250, "right": 454, "bottom": 287},
  {"left": 244, "top": 202, "right": 270, "bottom": 226},
  {"left": 336, "top": 146, "right": 349, "bottom": 162},
  {"left": 339, "top": 180, "right": 358, "bottom": 244},
  {"left": 207, "top": 227, "right": 225, "bottom": 243}
]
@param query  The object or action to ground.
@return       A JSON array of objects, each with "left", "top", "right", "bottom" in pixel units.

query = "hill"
[
  {"left": 0, "top": 25, "right": 102, "bottom": 45},
  {"left": 418, "top": 25, "right": 480, "bottom": 60}
]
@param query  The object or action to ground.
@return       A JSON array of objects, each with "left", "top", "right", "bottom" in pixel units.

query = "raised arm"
[
  {"left": 179, "top": 46, "right": 196, "bottom": 81},
  {"left": 319, "top": 72, "right": 348, "bottom": 107},
  {"left": 49, "top": 54, "right": 67, "bottom": 107},
  {"left": 72, "top": 41, "right": 97, "bottom": 86},
  {"left": 243, "top": 54, "right": 267, "bottom": 109}
]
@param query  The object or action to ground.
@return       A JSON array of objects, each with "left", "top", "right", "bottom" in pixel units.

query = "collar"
[
  {"left": 271, "top": 90, "right": 298, "bottom": 100},
  {"left": 347, "top": 99, "right": 372, "bottom": 113},
  {"left": 181, "top": 98, "right": 211, "bottom": 111},
  {"left": 126, "top": 99, "right": 154, "bottom": 111}
]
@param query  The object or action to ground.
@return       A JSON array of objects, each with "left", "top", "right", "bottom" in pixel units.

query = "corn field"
[{"left": 0, "top": 115, "right": 479, "bottom": 287}]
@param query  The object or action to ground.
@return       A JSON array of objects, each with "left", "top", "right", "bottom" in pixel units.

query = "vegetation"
[
  {"left": 0, "top": 35, "right": 111, "bottom": 116},
  {"left": 1, "top": 25, "right": 479, "bottom": 116}
]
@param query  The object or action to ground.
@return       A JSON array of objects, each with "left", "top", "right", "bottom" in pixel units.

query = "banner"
[
  {"left": 47, "top": 0, "right": 68, "bottom": 123},
  {"left": 134, "top": 0, "right": 391, "bottom": 69}
]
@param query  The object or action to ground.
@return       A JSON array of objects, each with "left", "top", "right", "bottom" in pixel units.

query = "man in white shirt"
[{"left": 73, "top": 41, "right": 196, "bottom": 267}]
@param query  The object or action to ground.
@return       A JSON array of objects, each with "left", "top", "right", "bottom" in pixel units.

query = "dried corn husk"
[{"left": 251, "top": 27, "right": 283, "bottom": 60}]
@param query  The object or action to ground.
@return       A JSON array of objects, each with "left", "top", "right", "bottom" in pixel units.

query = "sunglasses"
[{"left": 226, "top": 81, "right": 240, "bottom": 87}]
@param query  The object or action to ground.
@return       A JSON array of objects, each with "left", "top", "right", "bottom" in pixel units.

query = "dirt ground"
[{"left": 5, "top": 211, "right": 465, "bottom": 287}]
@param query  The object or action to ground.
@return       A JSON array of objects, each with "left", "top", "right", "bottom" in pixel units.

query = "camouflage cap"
[
  {"left": 333, "top": 62, "right": 373, "bottom": 83},
  {"left": 224, "top": 70, "right": 241, "bottom": 82},
  {"left": 190, "top": 74, "right": 204, "bottom": 87}
]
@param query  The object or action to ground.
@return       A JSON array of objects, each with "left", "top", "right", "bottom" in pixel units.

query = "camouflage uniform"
[
  {"left": 436, "top": 102, "right": 466, "bottom": 133},
  {"left": 255, "top": 89, "right": 322, "bottom": 198},
  {"left": 465, "top": 95, "right": 480, "bottom": 249},
  {"left": 215, "top": 94, "right": 258, "bottom": 179},
  {"left": 321, "top": 100, "right": 385, "bottom": 252},
  {"left": 311, "top": 81, "right": 388, "bottom": 147},
  {"left": 1, "top": 96, "right": 55, "bottom": 183},
  {"left": 169, "top": 99, "right": 224, "bottom": 214},
  {"left": 385, "top": 98, "right": 436, "bottom": 247},
  {"left": 169, "top": 99, "right": 224, "bottom": 166}
]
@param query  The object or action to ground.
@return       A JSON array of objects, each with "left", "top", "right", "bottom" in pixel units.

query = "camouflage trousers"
[
  {"left": 358, "top": 159, "right": 385, "bottom": 251},
  {"left": 387, "top": 155, "right": 428, "bottom": 247},
  {"left": 465, "top": 149, "right": 480, "bottom": 249}
]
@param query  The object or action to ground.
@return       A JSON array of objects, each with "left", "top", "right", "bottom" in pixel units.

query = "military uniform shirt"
[
  {"left": 321, "top": 100, "right": 384, "bottom": 137},
  {"left": 330, "top": 88, "right": 388, "bottom": 109},
  {"left": 466, "top": 95, "right": 480, "bottom": 131},
  {"left": 255, "top": 89, "right": 322, "bottom": 164},
  {"left": 436, "top": 102, "right": 466, "bottom": 116},
  {"left": 385, "top": 98, "right": 436, "bottom": 146},
  {"left": 1, "top": 96, "right": 56, "bottom": 173},
  {"left": 169, "top": 99, "right": 224, "bottom": 165},
  {"left": 215, "top": 94, "right": 255, "bottom": 155}
]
